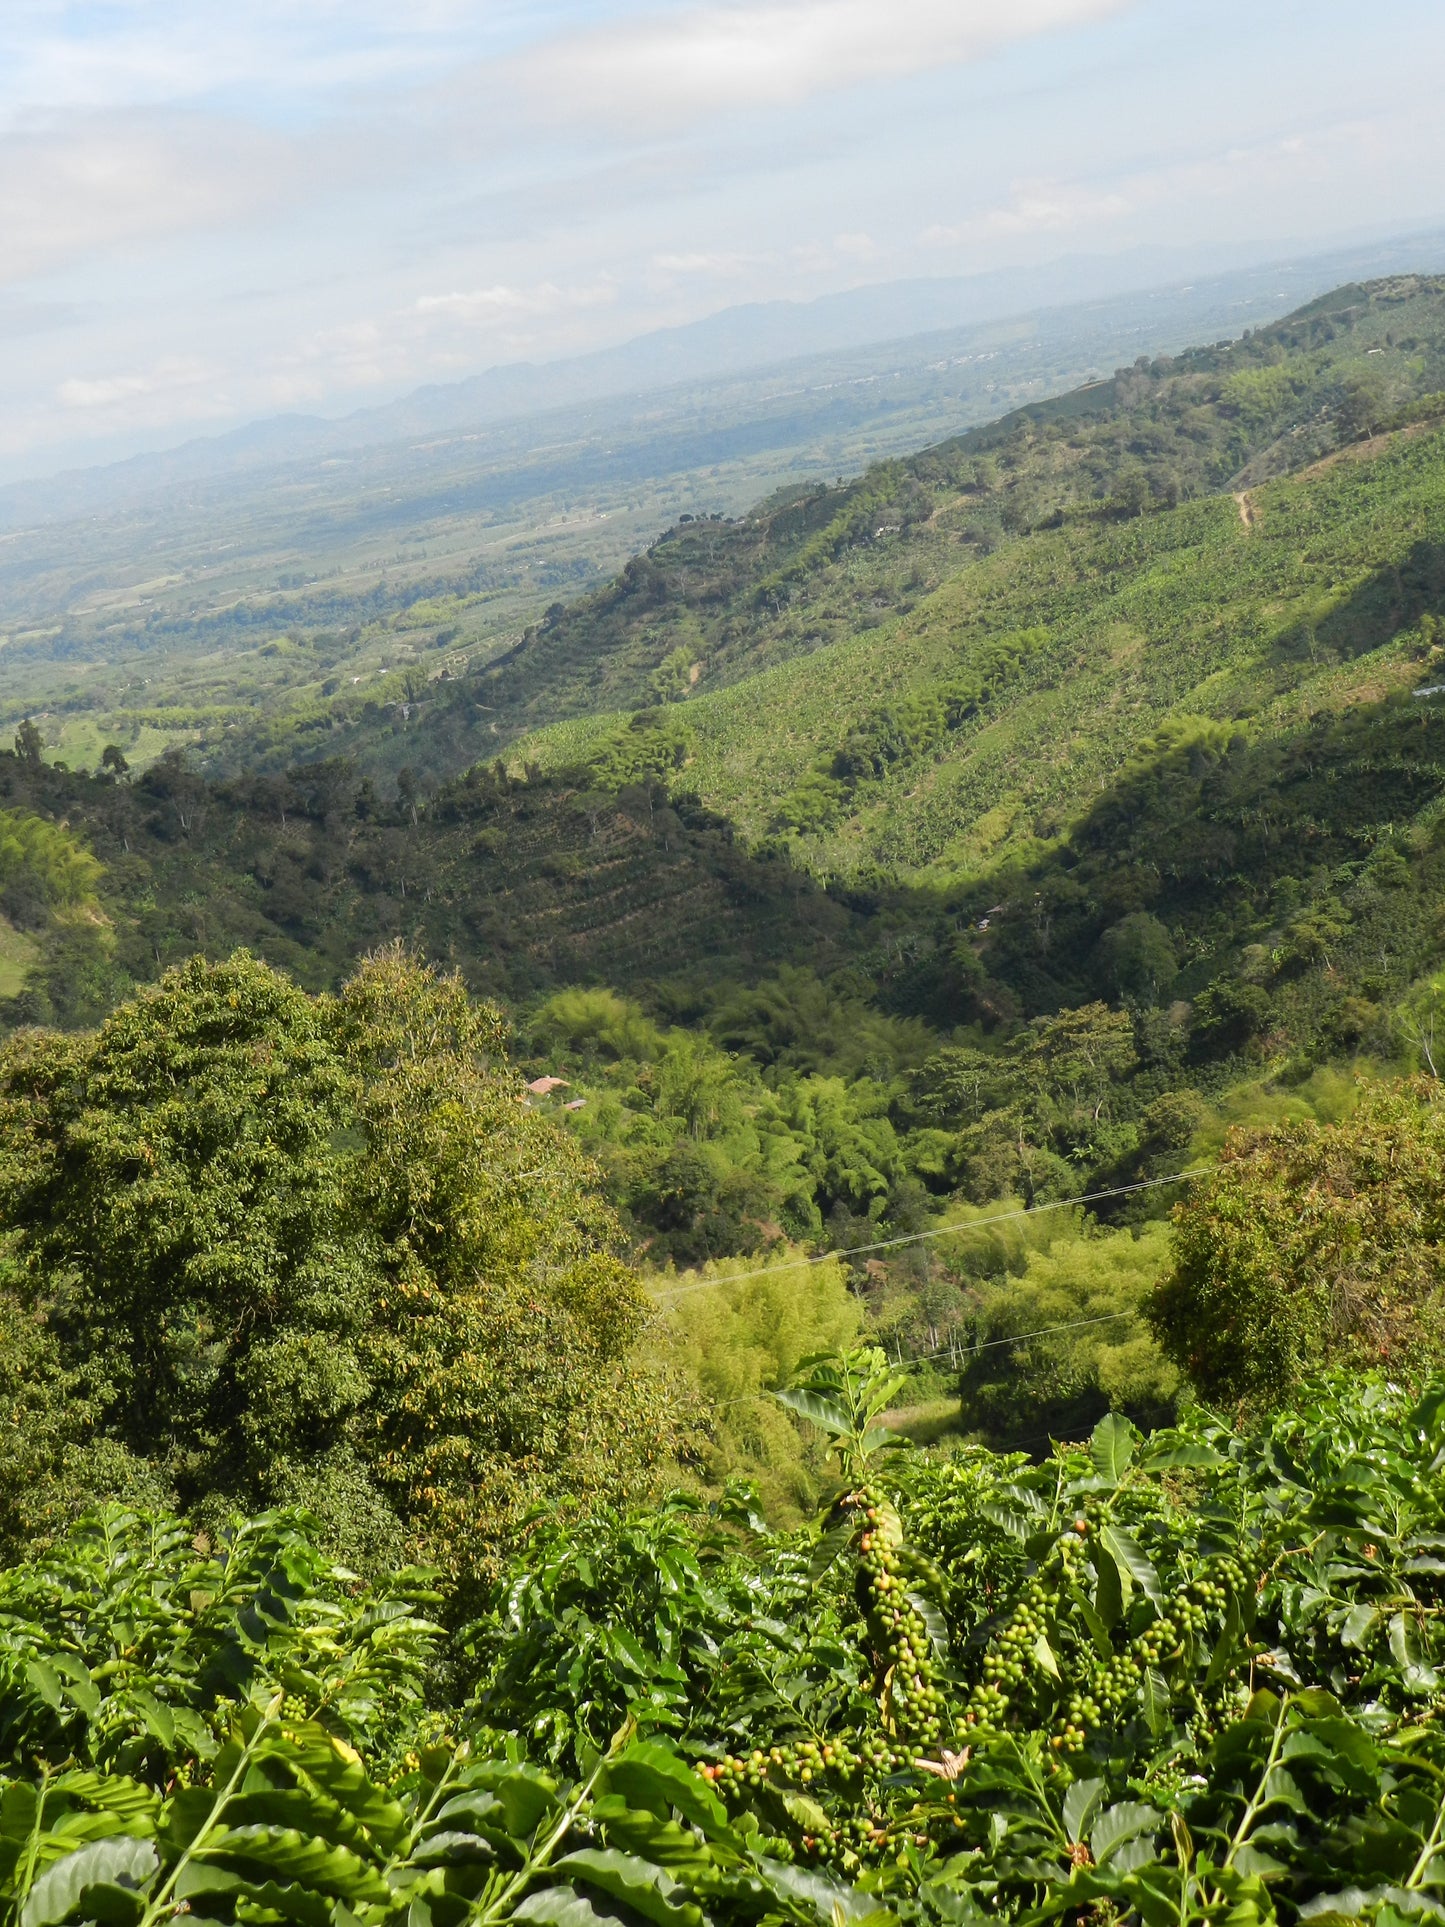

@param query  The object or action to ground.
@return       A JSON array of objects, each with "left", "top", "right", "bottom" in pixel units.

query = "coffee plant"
[
  {"left": 471, "top": 1355, "right": 1445, "bottom": 1920},
  {"left": 3, "top": 1363, "right": 1445, "bottom": 1927}
]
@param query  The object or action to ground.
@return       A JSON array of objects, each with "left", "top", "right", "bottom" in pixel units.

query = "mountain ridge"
[{"left": 6, "top": 226, "right": 1443, "bottom": 521}]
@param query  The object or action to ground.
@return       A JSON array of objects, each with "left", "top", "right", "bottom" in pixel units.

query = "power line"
[
  {"left": 707, "top": 1309, "right": 1144, "bottom": 1412},
  {"left": 648, "top": 1167, "right": 1206, "bottom": 1304}
]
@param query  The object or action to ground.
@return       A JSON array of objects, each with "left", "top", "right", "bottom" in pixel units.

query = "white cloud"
[
  {"left": 417, "top": 286, "right": 545, "bottom": 320},
  {"left": 0, "top": 0, "right": 506, "bottom": 123},
  {"left": 0, "top": 109, "right": 299, "bottom": 281},
  {"left": 2, "top": 0, "right": 1442, "bottom": 482},
  {"left": 923, "top": 185, "right": 1134, "bottom": 246},
  {"left": 979, "top": 191, "right": 1133, "bottom": 236},
  {"left": 651, "top": 248, "right": 765, "bottom": 276},
  {"left": 57, "top": 354, "right": 218, "bottom": 411},
  {"left": 0, "top": 0, "right": 1135, "bottom": 295},
  {"left": 512, "top": 0, "right": 1133, "bottom": 125},
  {"left": 414, "top": 279, "right": 619, "bottom": 323},
  {"left": 924, "top": 128, "right": 1358, "bottom": 257}
]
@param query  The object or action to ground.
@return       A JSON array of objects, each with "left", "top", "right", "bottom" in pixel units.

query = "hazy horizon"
[
  {"left": 4, "top": 224, "right": 1444, "bottom": 499},
  {"left": 5, "top": 0, "right": 1444, "bottom": 481}
]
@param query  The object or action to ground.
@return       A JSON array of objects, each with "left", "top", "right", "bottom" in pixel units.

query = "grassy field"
[{"left": 0, "top": 918, "right": 39, "bottom": 998}]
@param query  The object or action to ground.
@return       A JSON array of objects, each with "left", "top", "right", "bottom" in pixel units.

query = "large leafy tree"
[
  {"left": 1148, "top": 1078, "right": 1445, "bottom": 1405},
  {"left": 0, "top": 948, "right": 677, "bottom": 1590},
  {"left": 335, "top": 947, "right": 677, "bottom": 1581}
]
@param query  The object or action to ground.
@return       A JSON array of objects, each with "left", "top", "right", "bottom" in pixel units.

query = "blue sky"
[{"left": 2, "top": 0, "right": 1443, "bottom": 478}]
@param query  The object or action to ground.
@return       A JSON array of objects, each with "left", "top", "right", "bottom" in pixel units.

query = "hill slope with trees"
[
  {"left": 385, "top": 273, "right": 1445, "bottom": 782},
  {"left": 0, "top": 276, "right": 1445, "bottom": 1439}
]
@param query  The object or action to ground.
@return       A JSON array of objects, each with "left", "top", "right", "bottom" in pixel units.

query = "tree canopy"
[
  {"left": 1148, "top": 1079, "right": 1445, "bottom": 1404},
  {"left": 0, "top": 948, "right": 678, "bottom": 1592}
]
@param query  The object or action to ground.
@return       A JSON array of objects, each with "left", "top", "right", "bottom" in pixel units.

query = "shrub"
[{"left": 1149, "top": 1078, "right": 1445, "bottom": 1404}]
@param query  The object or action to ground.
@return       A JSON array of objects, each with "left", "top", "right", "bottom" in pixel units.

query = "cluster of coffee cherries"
[
  {"left": 696, "top": 1757, "right": 943, "bottom": 1872},
  {"left": 1199, "top": 1555, "right": 1252, "bottom": 1606},
  {"left": 954, "top": 1539, "right": 1084, "bottom": 1741},
  {"left": 1048, "top": 1556, "right": 1256, "bottom": 1756},
  {"left": 854, "top": 1487, "right": 948, "bottom": 1747},
  {"left": 1052, "top": 1648, "right": 1147, "bottom": 1754},
  {"left": 809, "top": 1812, "right": 942, "bottom": 1870},
  {"left": 974, "top": 1580, "right": 1053, "bottom": 1694},
  {"left": 695, "top": 1485, "right": 956, "bottom": 1865},
  {"left": 699, "top": 1729, "right": 932, "bottom": 1797},
  {"left": 699, "top": 1741, "right": 931, "bottom": 1872},
  {"left": 702, "top": 1737, "right": 863, "bottom": 1793}
]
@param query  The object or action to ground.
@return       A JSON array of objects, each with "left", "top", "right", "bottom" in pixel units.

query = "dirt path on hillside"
[{"left": 1234, "top": 490, "right": 1257, "bottom": 530}]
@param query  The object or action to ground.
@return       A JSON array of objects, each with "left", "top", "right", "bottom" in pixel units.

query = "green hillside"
[
  {"left": 0, "top": 750, "right": 862, "bottom": 1028},
  {"left": 6, "top": 274, "right": 1445, "bottom": 1334},
  {"left": 473, "top": 272, "right": 1445, "bottom": 740},
  {"left": 91, "top": 270, "right": 1437, "bottom": 796},
  {"left": 525, "top": 415, "right": 1445, "bottom": 883},
  {"left": 4, "top": 269, "right": 1313, "bottom": 781},
  {"left": 509, "top": 277, "right": 1445, "bottom": 884}
]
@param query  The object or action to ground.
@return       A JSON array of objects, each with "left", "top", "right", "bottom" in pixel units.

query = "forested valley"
[{"left": 2, "top": 277, "right": 1445, "bottom": 1927}]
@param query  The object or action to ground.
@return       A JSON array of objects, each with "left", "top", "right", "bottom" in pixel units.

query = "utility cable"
[
  {"left": 706, "top": 1309, "right": 1142, "bottom": 1412},
  {"left": 648, "top": 1167, "right": 1207, "bottom": 1303}
]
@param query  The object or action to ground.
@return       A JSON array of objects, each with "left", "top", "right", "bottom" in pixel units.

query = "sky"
[{"left": 3, "top": 0, "right": 1444, "bottom": 481}]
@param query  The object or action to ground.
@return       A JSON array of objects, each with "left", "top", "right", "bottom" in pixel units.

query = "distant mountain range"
[{"left": 4, "top": 225, "right": 1444, "bottom": 530}]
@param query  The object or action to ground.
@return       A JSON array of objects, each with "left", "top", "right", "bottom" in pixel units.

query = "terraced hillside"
[
  {"left": 510, "top": 290, "right": 1445, "bottom": 885},
  {"left": 0, "top": 750, "right": 862, "bottom": 1028},
  {"left": 410, "top": 273, "right": 1445, "bottom": 761},
  {"left": 535, "top": 420, "right": 1445, "bottom": 883}
]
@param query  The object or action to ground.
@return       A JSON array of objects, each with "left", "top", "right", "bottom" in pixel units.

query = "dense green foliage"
[
  {"left": 3, "top": 282, "right": 1445, "bottom": 1307},
  {"left": 653, "top": 1253, "right": 864, "bottom": 1518},
  {"left": 10, "top": 273, "right": 1445, "bottom": 1927},
  {"left": 1, "top": 282, "right": 1444, "bottom": 1471},
  {"left": 955, "top": 1218, "right": 1177, "bottom": 1446},
  {"left": 0, "top": 1509, "right": 440, "bottom": 1778},
  {"left": 0, "top": 745, "right": 860, "bottom": 1033},
  {"left": 3, "top": 1366, "right": 1445, "bottom": 1927},
  {"left": 0, "top": 1506, "right": 805, "bottom": 1927},
  {"left": 1152, "top": 1080, "right": 1445, "bottom": 1403},
  {"left": 523, "top": 982, "right": 934, "bottom": 1262},
  {"left": 531, "top": 408, "right": 1445, "bottom": 891},
  {"left": 0, "top": 952, "right": 677, "bottom": 1592}
]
